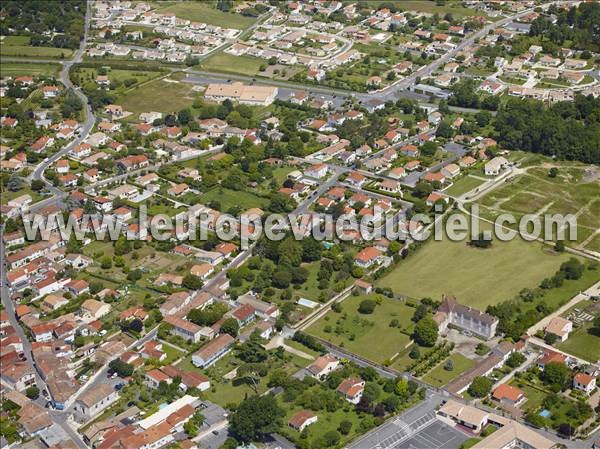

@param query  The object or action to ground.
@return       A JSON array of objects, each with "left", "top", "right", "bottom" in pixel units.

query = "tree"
[
  {"left": 559, "top": 258, "right": 585, "bottom": 280},
  {"left": 25, "top": 386, "right": 40, "bottom": 399},
  {"left": 412, "top": 317, "right": 438, "bottom": 347},
  {"left": 108, "top": 359, "right": 134, "bottom": 377},
  {"left": 541, "top": 362, "right": 572, "bottom": 389},
  {"left": 100, "top": 255, "right": 112, "bottom": 269},
  {"left": 470, "top": 232, "right": 492, "bottom": 248},
  {"left": 409, "top": 347, "right": 421, "bottom": 359},
  {"left": 182, "top": 274, "right": 203, "bottom": 290},
  {"left": 220, "top": 318, "right": 240, "bottom": 337},
  {"left": 506, "top": 352, "right": 525, "bottom": 368},
  {"left": 358, "top": 299, "right": 377, "bottom": 314},
  {"left": 338, "top": 420, "right": 353, "bottom": 435},
  {"left": 468, "top": 376, "right": 493, "bottom": 398},
  {"left": 548, "top": 167, "right": 559, "bottom": 178},
  {"left": 31, "top": 179, "right": 45, "bottom": 191},
  {"left": 444, "top": 359, "right": 454, "bottom": 371},
  {"left": 544, "top": 332, "right": 558, "bottom": 345},
  {"left": 229, "top": 395, "right": 283, "bottom": 443}
]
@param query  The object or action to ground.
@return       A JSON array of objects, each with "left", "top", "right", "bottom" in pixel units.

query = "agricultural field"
[
  {"left": 306, "top": 294, "right": 417, "bottom": 364},
  {"left": 477, "top": 163, "right": 600, "bottom": 252},
  {"left": 0, "top": 39, "right": 74, "bottom": 59},
  {"left": 0, "top": 61, "right": 61, "bottom": 77},
  {"left": 153, "top": 1, "right": 257, "bottom": 30},
  {"left": 390, "top": 0, "right": 484, "bottom": 17},
  {"left": 377, "top": 217, "right": 579, "bottom": 310},
  {"left": 116, "top": 76, "right": 200, "bottom": 117}
]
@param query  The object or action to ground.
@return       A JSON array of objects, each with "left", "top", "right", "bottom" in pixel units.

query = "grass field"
[
  {"left": 445, "top": 175, "right": 487, "bottom": 197},
  {"left": 307, "top": 295, "right": 415, "bottom": 364},
  {"left": 154, "top": 1, "right": 257, "bottom": 29},
  {"left": 1, "top": 36, "right": 31, "bottom": 45},
  {"left": 199, "top": 52, "right": 264, "bottom": 77},
  {"left": 378, "top": 0, "right": 483, "bottom": 17},
  {"left": 0, "top": 62, "right": 61, "bottom": 78},
  {"left": 377, "top": 217, "right": 578, "bottom": 310},
  {"left": 422, "top": 353, "right": 476, "bottom": 388},
  {"left": 117, "top": 77, "right": 199, "bottom": 116},
  {"left": 558, "top": 321, "right": 600, "bottom": 362},
  {"left": 0, "top": 44, "right": 73, "bottom": 59},
  {"left": 74, "top": 67, "right": 162, "bottom": 87},
  {"left": 477, "top": 164, "right": 600, "bottom": 250},
  {"left": 198, "top": 187, "right": 269, "bottom": 211}
]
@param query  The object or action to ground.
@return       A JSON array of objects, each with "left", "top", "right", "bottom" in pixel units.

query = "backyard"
[{"left": 422, "top": 353, "right": 476, "bottom": 388}]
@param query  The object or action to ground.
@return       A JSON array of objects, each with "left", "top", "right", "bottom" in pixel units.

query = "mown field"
[
  {"left": 0, "top": 40, "right": 73, "bottom": 59},
  {"left": 199, "top": 52, "right": 264, "bottom": 77},
  {"left": 307, "top": 294, "right": 416, "bottom": 364},
  {"left": 377, "top": 217, "right": 580, "bottom": 310},
  {"left": 153, "top": 1, "right": 257, "bottom": 29},
  {"left": 116, "top": 76, "right": 200, "bottom": 116},
  {"left": 0, "top": 62, "right": 61, "bottom": 77}
]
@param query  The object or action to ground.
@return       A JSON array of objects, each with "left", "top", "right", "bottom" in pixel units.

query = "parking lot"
[
  {"left": 346, "top": 391, "right": 470, "bottom": 449},
  {"left": 397, "top": 419, "right": 468, "bottom": 449}
]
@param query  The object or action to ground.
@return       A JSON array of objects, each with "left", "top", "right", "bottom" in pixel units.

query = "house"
[
  {"left": 346, "top": 171, "right": 366, "bottom": 187},
  {"left": 544, "top": 316, "right": 572, "bottom": 342},
  {"left": 484, "top": 156, "right": 509, "bottom": 176},
  {"left": 492, "top": 384, "right": 525, "bottom": 407},
  {"left": 438, "top": 401, "right": 489, "bottom": 433},
  {"left": 434, "top": 296, "right": 498, "bottom": 340},
  {"left": 379, "top": 179, "right": 402, "bottom": 194},
  {"left": 573, "top": 373, "right": 596, "bottom": 395},
  {"left": 537, "top": 350, "right": 567, "bottom": 371},
  {"left": 367, "top": 76, "right": 382, "bottom": 87},
  {"left": 289, "top": 410, "right": 318, "bottom": 432},
  {"left": 237, "top": 293, "right": 279, "bottom": 319},
  {"left": 337, "top": 377, "right": 365, "bottom": 404},
  {"left": 117, "top": 154, "right": 149, "bottom": 172},
  {"left": 168, "top": 183, "right": 189, "bottom": 196},
  {"left": 65, "top": 279, "right": 89, "bottom": 296},
  {"left": 190, "top": 263, "right": 214, "bottom": 280},
  {"left": 192, "top": 333, "right": 234, "bottom": 368},
  {"left": 388, "top": 167, "right": 406, "bottom": 180},
  {"left": 231, "top": 304, "right": 256, "bottom": 327},
  {"left": 354, "top": 247, "right": 383, "bottom": 268},
  {"left": 400, "top": 144, "right": 419, "bottom": 158},
  {"left": 0, "top": 362, "right": 36, "bottom": 392},
  {"left": 305, "top": 163, "right": 328, "bottom": 179},
  {"left": 424, "top": 171, "right": 446, "bottom": 184},
  {"left": 470, "top": 420, "right": 557, "bottom": 449},
  {"left": 104, "top": 104, "right": 123, "bottom": 117},
  {"left": 479, "top": 80, "right": 505, "bottom": 95},
  {"left": 81, "top": 299, "right": 111, "bottom": 320},
  {"left": 42, "top": 85, "right": 60, "bottom": 98},
  {"left": 441, "top": 163, "right": 460, "bottom": 179},
  {"left": 307, "top": 354, "right": 340, "bottom": 380},
  {"left": 459, "top": 156, "right": 477, "bottom": 168},
  {"left": 164, "top": 316, "right": 205, "bottom": 343},
  {"left": 74, "top": 383, "right": 119, "bottom": 418}
]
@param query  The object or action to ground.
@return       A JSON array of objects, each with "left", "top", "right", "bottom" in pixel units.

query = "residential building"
[{"left": 192, "top": 333, "right": 234, "bottom": 368}]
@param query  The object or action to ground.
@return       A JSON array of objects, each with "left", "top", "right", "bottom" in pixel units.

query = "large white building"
[{"left": 204, "top": 82, "right": 278, "bottom": 106}]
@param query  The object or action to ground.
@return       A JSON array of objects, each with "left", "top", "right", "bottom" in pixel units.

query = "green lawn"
[
  {"left": 509, "top": 381, "right": 547, "bottom": 412},
  {"left": 558, "top": 321, "right": 600, "bottom": 362},
  {"left": 445, "top": 175, "right": 486, "bottom": 197},
  {"left": 154, "top": 2, "right": 257, "bottom": 29},
  {"left": 161, "top": 343, "right": 184, "bottom": 364},
  {"left": 422, "top": 353, "right": 476, "bottom": 388},
  {"left": 307, "top": 295, "right": 415, "bottom": 364},
  {"left": 2, "top": 36, "right": 31, "bottom": 45},
  {"left": 117, "top": 77, "right": 199, "bottom": 116},
  {"left": 0, "top": 44, "right": 73, "bottom": 59},
  {"left": 198, "top": 187, "right": 269, "bottom": 211},
  {"left": 377, "top": 217, "right": 577, "bottom": 310},
  {"left": 200, "top": 52, "right": 264, "bottom": 77}
]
